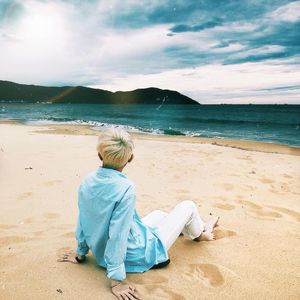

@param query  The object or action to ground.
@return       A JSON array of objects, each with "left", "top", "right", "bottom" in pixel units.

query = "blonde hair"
[{"left": 96, "top": 127, "right": 134, "bottom": 169}]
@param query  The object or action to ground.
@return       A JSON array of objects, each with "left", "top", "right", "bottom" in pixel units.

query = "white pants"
[{"left": 141, "top": 200, "right": 205, "bottom": 250}]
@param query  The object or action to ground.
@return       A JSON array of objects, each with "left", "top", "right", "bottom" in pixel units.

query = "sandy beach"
[{"left": 0, "top": 123, "right": 299, "bottom": 300}]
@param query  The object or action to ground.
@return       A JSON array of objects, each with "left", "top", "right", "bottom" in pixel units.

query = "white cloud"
[
  {"left": 0, "top": 1, "right": 81, "bottom": 82},
  {"left": 92, "top": 59, "right": 300, "bottom": 104},
  {"left": 211, "top": 43, "right": 246, "bottom": 53},
  {"left": 0, "top": 0, "right": 299, "bottom": 104},
  {"left": 211, "top": 21, "right": 258, "bottom": 33},
  {"left": 231, "top": 45, "right": 285, "bottom": 59},
  {"left": 268, "top": 1, "right": 300, "bottom": 22},
  {"left": 0, "top": 0, "right": 173, "bottom": 84},
  {"left": 0, "top": 0, "right": 223, "bottom": 85}
]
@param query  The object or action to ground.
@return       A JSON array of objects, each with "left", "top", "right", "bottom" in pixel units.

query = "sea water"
[{"left": 0, "top": 103, "right": 299, "bottom": 147}]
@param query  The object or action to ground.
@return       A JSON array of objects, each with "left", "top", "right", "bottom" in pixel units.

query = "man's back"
[
  {"left": 76, "top": 166, "right": 168, "bottom": 281},
  {"left": 76, "top": 167, "right": 135, "bottom": 269}
]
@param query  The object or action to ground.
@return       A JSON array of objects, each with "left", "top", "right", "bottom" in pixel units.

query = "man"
[{"left": 58, "top": 127, "right": 219, "bottom": 300}]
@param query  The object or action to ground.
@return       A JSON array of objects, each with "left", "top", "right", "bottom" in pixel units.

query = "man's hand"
[
  {"left": 57, "top": 251, "right": 85, "bottom": 264},
  {"left": 111, "top": 281, "right": 142, "bottom": 300}
]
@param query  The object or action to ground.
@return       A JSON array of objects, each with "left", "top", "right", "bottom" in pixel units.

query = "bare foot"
[
  {"left": 204, "top": 216, "right": 220, "bottom": 233},
  {"left": 199, "top": 231, "right": 215, "bottom": 241},
  {"left": 194, "top": 217, "right": 220, "bottom": 242}
]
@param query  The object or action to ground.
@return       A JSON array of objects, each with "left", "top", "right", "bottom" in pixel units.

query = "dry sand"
[{"left": 0, "top": 123, "right": 299, "bottom": 300}]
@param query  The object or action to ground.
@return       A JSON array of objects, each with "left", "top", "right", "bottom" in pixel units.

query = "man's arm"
[
  {"left": 76, "top": 214, "right": 89, "bottom": 257},
  {"left": 56, "top": 216, "right": 88, "bottom": 264},
  {"left": 104, "top": 185, "right": 142, "bottom": 299},
  {"left": 104, "top": 184, "right": 135, "bottom": 281}
]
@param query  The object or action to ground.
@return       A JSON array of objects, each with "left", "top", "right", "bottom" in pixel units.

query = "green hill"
[{"left": 0, "top": 80, "right": 198, "bottom": 105}]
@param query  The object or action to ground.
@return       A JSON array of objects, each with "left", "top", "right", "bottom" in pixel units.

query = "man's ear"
[
  {"left": 128, "top": 154, "right": 134, "bottom": 163},
  {"left": 98, "top": 153, "right": 103, "bottom": 161}
]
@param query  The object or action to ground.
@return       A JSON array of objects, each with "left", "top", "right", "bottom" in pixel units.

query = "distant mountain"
[{"left": 0, "top": 80, "right": 199, "bottom": 105}]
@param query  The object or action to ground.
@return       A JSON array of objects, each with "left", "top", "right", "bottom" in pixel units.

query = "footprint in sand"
[
  {"left": 243, "top": 184, "right": 257, "bottom": 191},
  {"left": 214, "top": 203, "right": 235, "bottom": 211},
  {"left": 183, "top": 263, "right": 224, "bottom": 288},
  {"left": 33, "top": 231, "right": 44, "bottom": 237},
  {"left": 144, "top": 285, "right": 186, "bottom": 300},
  {"left": 236, "top": 199, "right": 282, "bottom": 219},
  {"left": 17, "top": 192, "right": 33, "bottom": 201},
  {"left": 43, "top": 213, "right": 60, "bottom": 219},
  {"left": 279, "top": 183, "right": 291, "bottom": 192},
  {"left": 223, "top": 183, "right": 234, "bottom": 191},
  {"left": 237, "top": 199, "right": 261, "bottom": 210},
  {"left": 260, "top": 176, "right": 275, "bottom": 184},
  {"left": 254, "top": 210, "right": 282, "bottom": 218},
  {"left": 0, "top": 235, "right": 35, "bottom": 247},
  {"left": 129, "top": 269, "right": 184, "bottom": 299},
  {"left": 44, "top": 180, "right": 63, "bottom": 187},
  {"left": 0, "top": 224, "right": 17, "bottom": 229},
  {"left": 21, "top": 213, "right": 62, "bottom": 226},
  {"left": 128, "top": 273, "right": 168, "bottom": 285},
  {"left": 23, "top": 217, "right": 35, "bottom": 224},
  {"left": 267, "top": 206, "right": 300, "bottom": 222},
  {"left": 176, "top": 189, "right": 190, "bottom": 194},
  {"left": 214, "top": 196, "right": 229, "bottom": 202},
  {"left": 269, "top": 182, "right": 292, "bottom": 194},
  {"left": 60, "top": 232, "right": 75, "bottom": 238},
  {"left": 214, "top": 228, "right": 237, "bottom": 240},
  {"left": 229, "top": 173, "right": 239, "bottom": 177},
  {"left": 282, "top": 174, "right": 292, "bottom": 179}
]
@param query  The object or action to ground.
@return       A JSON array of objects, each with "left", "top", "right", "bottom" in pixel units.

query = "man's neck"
[{"left": 102, "top": 165, "right": 124, "bottom": 172}]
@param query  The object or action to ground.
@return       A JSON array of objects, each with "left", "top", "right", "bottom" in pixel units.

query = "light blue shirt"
[{"left": 76, "top": 167, "right": 168, "bottom": 280}]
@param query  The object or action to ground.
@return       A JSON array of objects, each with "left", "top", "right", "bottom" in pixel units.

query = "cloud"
[
  {"left": 229, "top": 45, "right": 286, "bottom": 60},
  {"left": 256, "top": 84, "right": 300, "bottom": 91},
  {"left": 211, "top": 43, "right": 246, "bottom": 53},
  {"left": 169, "top": 19, "right": 223, "bottom": 33},
  {"left": 91, "top": 58, "right": 300, "bottom": 104},
  {"left": 0, "top": 0, "right": 299, "bottom": 103},
  {"left": 0, "top": 1, "right": 174, "bottom": 84},
  {"left": 268, "top": 1, "right": 300, "bottom": 22}
]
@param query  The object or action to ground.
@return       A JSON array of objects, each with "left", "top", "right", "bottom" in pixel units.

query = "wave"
[
  {"left": 23, "top": 118, "right": 162, "bottom": 135},
  {"left": 162, "top": 128, "right": 186, "bottom": 136},
  {"left": 22, "top": 118, "right": 231, "bottom": 140},
  {"left": 23, "top": 118, "right": 196, "bottom": 136},
  {"left": 4, "top": 117, "right": 300, "bottom": 147}
]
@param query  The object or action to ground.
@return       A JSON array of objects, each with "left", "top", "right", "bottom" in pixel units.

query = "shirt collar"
[{"left": 97, "top": 167, "right": 128, "bottom": 178}]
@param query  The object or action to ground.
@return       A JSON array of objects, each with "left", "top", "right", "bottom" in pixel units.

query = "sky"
[{"left": 0, "top": 0, "right": 300, "bottom": 104}]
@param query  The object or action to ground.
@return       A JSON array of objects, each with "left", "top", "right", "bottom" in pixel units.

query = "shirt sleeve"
[
  {"left": 104, "top": 184, "right": 136, "bottom": 280},
  {"left": 76, "top": 214, "right": 90, "bottom": 256}
]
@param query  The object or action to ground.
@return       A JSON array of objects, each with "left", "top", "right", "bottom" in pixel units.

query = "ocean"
[{"left": 1, "top": 103, "right": 299, "bottom": 147}]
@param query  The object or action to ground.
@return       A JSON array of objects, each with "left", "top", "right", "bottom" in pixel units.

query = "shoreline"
[{"left": 1, "top": 121, "right": 300, "bottom": 156}]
